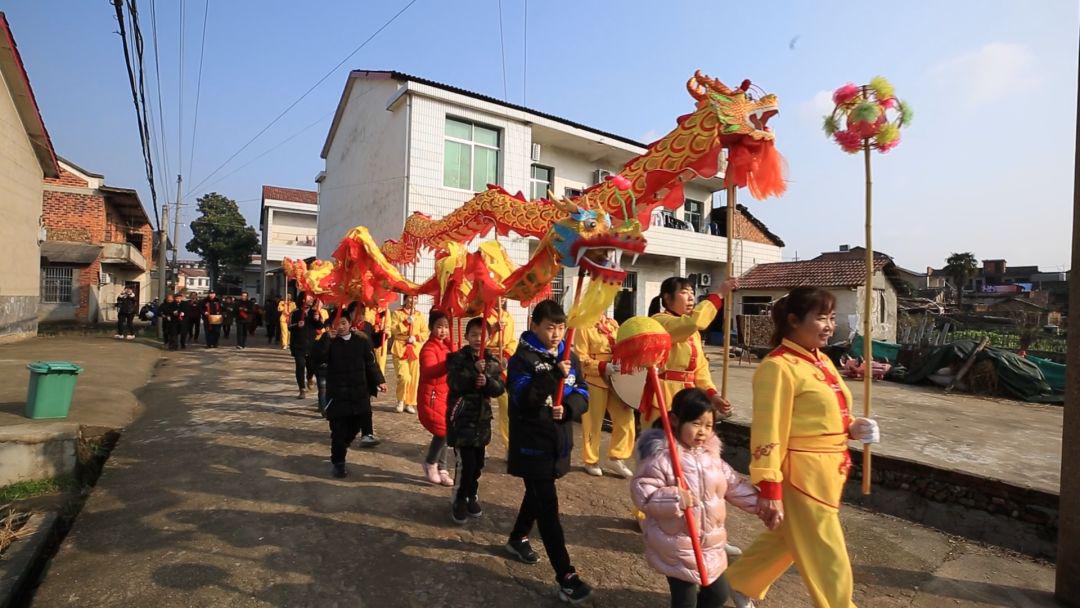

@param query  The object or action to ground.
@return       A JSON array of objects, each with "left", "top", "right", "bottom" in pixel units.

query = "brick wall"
[
  {"left": 43, "top": 166, "right": 89, "bottom": 188},
  {"left": 732, "top": 209, "right": 776, "bottom": 246},
  {"left": 42, "top": 189, "right": 104, "bottom": 321}
]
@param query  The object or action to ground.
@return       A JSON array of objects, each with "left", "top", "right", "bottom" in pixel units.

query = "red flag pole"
[
  {"left": 646, "top": 365, "right": 708, "bottom": 584},
  {"left": 553, "top": 269, "right": 586, "bottom": 409}
]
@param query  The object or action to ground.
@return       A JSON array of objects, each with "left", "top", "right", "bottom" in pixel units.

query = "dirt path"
[{"left": 29, "top": 344, "right": 1057, "bottom": 607}]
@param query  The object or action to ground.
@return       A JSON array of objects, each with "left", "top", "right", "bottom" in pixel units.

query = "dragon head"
[
  {"left": 687, "top": 70, "right": 777, "bottom": 143},
  {"left": 548, "top": 194, "right": 646, "bottom": 284}
]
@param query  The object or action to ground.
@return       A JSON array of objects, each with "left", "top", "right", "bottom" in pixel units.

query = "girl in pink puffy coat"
[{"left": 631, "top": 388, "right": 760, "bottom": 608}]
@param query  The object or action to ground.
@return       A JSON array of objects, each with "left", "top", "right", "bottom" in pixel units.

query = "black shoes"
[
  {"left": 331, "top": 463, "right": 348, "bottom": 478},
  {"left": 451, "top": 500, "right": 469, "bottom": 525},
  {"left": 466, "top": 496, "right": 483, "bottom": 518},
  {"left": 505, "top": 537, "right": 539, "bottom": 564},
  {"left": 556, "top": 571, "right": 593, "bottom": 604}
]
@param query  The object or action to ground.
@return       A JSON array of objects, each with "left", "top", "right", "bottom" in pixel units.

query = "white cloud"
[
  {"left": 930, "top": 42, "right": 1038, "bottom": 105},
  {"left": 798, "top": 89, "right": 835, "bottom": 124}
]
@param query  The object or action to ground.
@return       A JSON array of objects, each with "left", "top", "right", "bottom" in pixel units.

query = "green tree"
[
  {"left": 186, "top": 192, "right": 259, "bottom": 290},
  {"left": 944, "top": 252, "right": 979, "bottom": 308}
]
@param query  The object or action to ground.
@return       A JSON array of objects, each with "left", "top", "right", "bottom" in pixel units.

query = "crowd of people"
[
  {"left": 156, "top": 291, "right": 260, "bottom": 350},
  {"left": 274, "top": 274, "right": 881, "bottom": 608}
]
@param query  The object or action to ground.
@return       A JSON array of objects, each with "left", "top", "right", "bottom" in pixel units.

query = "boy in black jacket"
[
  {"left": 504, "top": 299, "right": 592, "bottom": 604},
  {"left": 311, "top": 316, "right": 387, "bottom": 478},
  {"left": 446, "top": 317, "right": 505, "bottom": 525}
]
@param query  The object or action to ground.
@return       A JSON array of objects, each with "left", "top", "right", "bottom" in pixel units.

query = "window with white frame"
[
  {"left": 684, "top": 199, "right": 704, "bottom": 233},
  {"left": 530, "top": 165, "right": 553, "bottom": 200},
  {"left": 443, "top": 117, "right": 500, "bottom": 191},
  {"left": 42, "top": 266, "right": 73, "bottom": 303}
]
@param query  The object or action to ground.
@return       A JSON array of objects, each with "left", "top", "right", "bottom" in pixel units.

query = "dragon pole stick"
[
  {"left": 721, "top": 184, "right": 736, "bottom": 402},
  {"left": 646, "top": 365, "right": 709, "bottom": 583},
  {"left": 552, "top": 268, "right": 586, "bottom": 410},
  {"left": 862, "top": 132, "right": 874, "bottom": 495}
]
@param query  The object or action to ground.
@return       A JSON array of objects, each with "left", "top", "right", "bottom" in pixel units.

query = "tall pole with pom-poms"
[{"left": 823, "top": 77, "right": 912, "bottom": 495}]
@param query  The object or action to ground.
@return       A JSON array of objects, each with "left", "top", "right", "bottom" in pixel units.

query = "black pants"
[
  {"left": 205, "top": 324, "right": 221, "bottom": 347},
  {"left": 179, "top": 321, "right": 189, "bottom": 348},
  {"left": 292, "top": 349, "right": 309, "bottom": 390},
  {"left": 163, "top": 320, "right": 178, "bottom": 349},
  {"left": 191, "top": 319, "right": 200, "bottom": 340},
  {"left": 453, "top": 445, "right": 486, "bottom": 503},
  {"left": 267, "top": 321, "right": 278, "bottom": 343},
  {"left": 223, "top": 323, "right": 232, "bottom": 338},
  {"left": 235, "top": 322, "right": 248, "bottom": 347},
  {"left": 328, "top": 412, "right": 370, "bottom": 465},
  {"left": 316, "top": 369, "right": 327, "bottom": 410},
  {"left": 667, "top": 574, "right": 730, "bottom": 608},
  {"left": 117, "top": 313, "right": 135, "bottom": 336},
  {"left": 510, "top": 477, "right": 572, "bottom": 579}
]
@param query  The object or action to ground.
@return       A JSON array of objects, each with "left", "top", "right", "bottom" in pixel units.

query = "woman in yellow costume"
[
  {"left": 277, "top": 293, "right": 296, "bottom": 350},
  {"left": 573, "top": 313, "right": 635, "bottom": 478},
  {"left": 485, "top": 301, "right": 517, "bottom": 444},
  {"left": 649, "top": 276, "right": 738, "bottom": 424},
  {"left": 390, "top": 294, "right": 429, "bottom": 414},
  {"left": 726, "top": 287, "right": 880, "bottom": 608},
  {"left": 366, "top": 306, "right": 389, "bottom": 375}
]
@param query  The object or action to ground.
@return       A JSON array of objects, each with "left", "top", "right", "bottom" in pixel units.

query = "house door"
[
  {"left": 125, "top": 281, "right": 140, "bottom": 304},
  {"left": 614, "top": 272, "right": 637, "bottom": 324}
]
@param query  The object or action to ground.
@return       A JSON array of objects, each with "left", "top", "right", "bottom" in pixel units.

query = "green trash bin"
[{"left": 25, "top": 361, "right": 83, "bottom": 419}]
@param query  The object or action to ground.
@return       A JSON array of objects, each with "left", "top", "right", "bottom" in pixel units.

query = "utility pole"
[
  {"left": 156, "top": 202, "right": 168, "bottom": 341},
  {"left": 172, "top": 174, "right": 182, "bottom": 276}
]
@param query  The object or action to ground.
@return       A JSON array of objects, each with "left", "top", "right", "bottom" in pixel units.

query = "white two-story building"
[
  {"left": 260, "top": 185, "right": 318, "bottom": 303},
  {"left": 317, "top": 70, "right": 783, "bottom": 328}
]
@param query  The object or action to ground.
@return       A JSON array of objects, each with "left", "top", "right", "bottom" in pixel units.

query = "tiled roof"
[
  {"left": 0, "top": 13, "right": 58, "bottom": 177},
  {"left": 179, "top": 267, "right": 208, "bottom": 277},
  {"left": 739, "top": 259, "right": 891, "bottom": 290},
  {"left": 262, "top": 185, "right": 317, "bottom": 205}
]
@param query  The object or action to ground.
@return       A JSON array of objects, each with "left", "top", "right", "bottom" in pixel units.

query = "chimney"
[{"left": 839, "top": 244, "right": 849, "bottom": 252}]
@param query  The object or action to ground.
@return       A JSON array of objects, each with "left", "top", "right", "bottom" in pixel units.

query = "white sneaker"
[
  {"left": 404, "top": 405, "right": 416, "bottom": 414},
  {"left": 732, "top": 590, "right": 755, "bottom": 608},
  {"left": 395, "top": 401, "right": 405, "bottom": 413},
  {"left": 359, "top": 434, "right": 380, "bottom": 448},
  {"left": 608, "top": 459, "right": 634, "bottom": 479},
  {"left": 584, "top": 465, "right": 603, "bottom": 477},
  {"left": 114, "top": 334, "right": 123, "bottom": 339},
  {"left": 724, "top": 543, "right": 743, "bottom": 557}
]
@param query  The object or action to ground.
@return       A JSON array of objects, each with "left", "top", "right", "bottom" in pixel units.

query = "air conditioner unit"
[
  {"left": 593, "top": 169, "right": 612, "bottom": 185},
  {"left": 530, "top": 143, "right": 542, "bottom": 162},
  {"left": 100, "top": 272, "right": 112, "bottom": 285},
  {"left": 699, "top": 273, "right": 712, "bottom": 287}
]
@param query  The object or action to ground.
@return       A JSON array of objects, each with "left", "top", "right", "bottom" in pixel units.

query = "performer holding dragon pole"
[
  {"left": 390, "top": 294, "right": 429, "bottom": 414},
  {"left": 486, "top": 300, "right": 517, "bottom": 445},
  {"left": 726, "top": 287, "right": 880, "bottom": 608},
  {"left": 573, "top": 312, "right": 635, "bottom": 478}
]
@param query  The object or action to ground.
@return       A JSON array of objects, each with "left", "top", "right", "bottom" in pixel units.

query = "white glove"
[
  {"left": 849, "top": 417, "right": 880, "bottom": 444},
  {"left": 407, "top": 336, "right": 415, "bottom": 345},
  {"left": 604, "top": 361, "right": 620, "bottom": 380}
]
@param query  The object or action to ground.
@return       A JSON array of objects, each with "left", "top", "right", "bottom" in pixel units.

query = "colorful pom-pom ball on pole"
[{"left": 822, "top": 76, "right": 911, "bottom": 154}]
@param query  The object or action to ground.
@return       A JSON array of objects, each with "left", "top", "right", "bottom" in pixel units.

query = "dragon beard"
[{"left": 726, "top": 139, "right": 788, "bottom": 200}]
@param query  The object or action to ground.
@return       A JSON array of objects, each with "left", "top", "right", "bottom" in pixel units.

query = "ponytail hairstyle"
[
  {"left": 769, "top": 287, "right": 836, "bottom": 346},
  {"left": 659, "top": 277, "right": 694, "bottom": 312}
]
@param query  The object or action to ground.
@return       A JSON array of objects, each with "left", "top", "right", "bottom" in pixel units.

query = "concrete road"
[
  {"left": 710, "top": 351, "right": 1063, "bottom": 494},
  {"left": 30, "top": 344, "right": 1058, "bottom": 607}
]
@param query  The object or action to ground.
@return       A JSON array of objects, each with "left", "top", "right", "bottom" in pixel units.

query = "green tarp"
[
  {"left": 1026, "top": 355, "right": 1065, "bottom": 393},
  {"left": 850, "top": 335, "right": 901, "bottom": 364},
  {"left": 905, "top": 339, "right": 1063, "bottom": 404}
]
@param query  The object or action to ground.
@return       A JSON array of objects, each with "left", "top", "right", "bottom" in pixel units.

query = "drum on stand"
[{"left": 610, "top": 368, "right": 649, "bottom": 410}]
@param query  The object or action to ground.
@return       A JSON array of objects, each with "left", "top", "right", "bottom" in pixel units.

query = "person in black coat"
[
  {"left": 311, "top": 316, "right": 387, "bottom": 478},
  {"left": 115, "top": 288, "right": 138, "bottom": 339},
  {"left": 345, "top": 301, "right": 385, "bottom": 349},
  {"left": 159, "top": 293, "right": 180, "bottom": 350},
  {"left": 503, "top": 299, "right": 592, "bottom": 604},
  {"left": 446, "top": 317, "right": 505, "bottom": 524},
  {"left": 202, "top": 292, "right": 224, "bottom": 348},
  {"left": 233, "top": 292, "right": 255, "bottom": 349},
  {"left": 288, "top": 294, "right": 322, "bottom": 399},
  {"left": 177, "top": 294, "right": 197, "bottom": 349},
  {"left": 266, "top": 297, "right": 280, "bottom": 344}
]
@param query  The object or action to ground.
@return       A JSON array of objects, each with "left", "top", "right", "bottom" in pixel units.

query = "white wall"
[
  {"left": 0, "top": 64, "right": 43, "bottom": 340},
  {"left": 318, "top": 77, "right": 408, "bottom": 259}
]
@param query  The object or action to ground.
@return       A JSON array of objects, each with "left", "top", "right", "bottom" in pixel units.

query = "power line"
[
  {"left": 183, "top": 0, "right": 419, "bottom": 199},
  {"left": 194, "top": 110, "right": 335, "bottom": 195},
  {"left": 177, "top": 0, "right": 185, "bottom": 183},
  {"left": 497, "top": 0, "right": 508, "bottom": 101},
  {"left": 111, "top": 0, "right": 160, "bottom": 228},
  {"left": 187, "top": 0, "right": 208, "bottom": 179},
  {"left": 148, "top": 0, "right": 170, "bottom": 207}
]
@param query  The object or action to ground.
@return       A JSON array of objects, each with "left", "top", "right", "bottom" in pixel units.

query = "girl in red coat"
[{"left": 418, "top": 310, "right": 454, "bottom": 486}]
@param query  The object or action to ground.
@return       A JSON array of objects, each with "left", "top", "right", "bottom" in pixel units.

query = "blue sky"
[{"left": 5, "top": 0, "right": 1078, "bottom": 271}]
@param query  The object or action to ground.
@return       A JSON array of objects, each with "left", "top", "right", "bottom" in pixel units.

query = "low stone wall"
[
  {"left": 717, "top": 420, "right": 1058, "bottom": 560},
  {"left": 0, "top": 295, "right": 39, "bottom": 344},
  {"left": 0, "top": 423, "right": 79, "bottom": 487}
]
